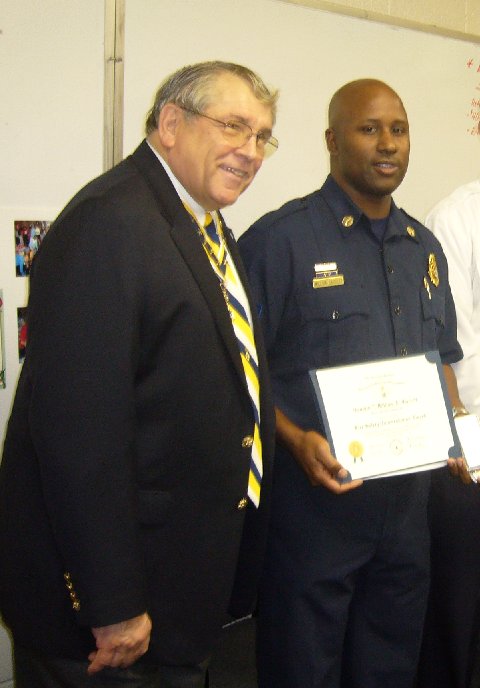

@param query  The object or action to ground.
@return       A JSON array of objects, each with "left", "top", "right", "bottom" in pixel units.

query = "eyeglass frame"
[{"left": 179, "top": 106, "right": 279, "bottom": 158}]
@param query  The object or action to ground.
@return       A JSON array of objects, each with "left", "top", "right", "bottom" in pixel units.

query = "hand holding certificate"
[{"left": 310, "top": 352, "right": 461, "bottom": 481}]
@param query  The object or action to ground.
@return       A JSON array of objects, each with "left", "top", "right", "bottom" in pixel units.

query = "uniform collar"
[{"left": 319, "top": 174, "right": 419, "bottom": 243}]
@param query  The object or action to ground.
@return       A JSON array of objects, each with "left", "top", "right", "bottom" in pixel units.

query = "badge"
[
  {"left": 312, "top": 262, "right": 344, "bottom": 288},
  {"left": 428, "top": 253, "right": 439, "bottom": 287}
]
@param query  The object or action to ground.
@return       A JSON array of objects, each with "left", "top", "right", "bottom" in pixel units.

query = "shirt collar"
[{"left": 146, "top": 141, "right": 213, "bottom": 227}]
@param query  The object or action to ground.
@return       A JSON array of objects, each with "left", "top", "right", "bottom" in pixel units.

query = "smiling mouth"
[
  {"left": 221, "top": 165, "right": 249, "bottom": 179},
  {"left": 373, "top": 161, "right": 400, "bottom": 175}
]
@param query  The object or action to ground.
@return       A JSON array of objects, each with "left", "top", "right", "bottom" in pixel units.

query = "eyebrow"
[
  {"left": 360, "top": 117, "right": 409, "bottom": 127},
  {"left": 223, "top": 113, "right": 273, "bottom": 135}
]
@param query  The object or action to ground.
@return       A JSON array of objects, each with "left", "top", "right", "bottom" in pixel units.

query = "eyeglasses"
[{"left": 180, "top": 107, "right": 279, "bottom": 159}]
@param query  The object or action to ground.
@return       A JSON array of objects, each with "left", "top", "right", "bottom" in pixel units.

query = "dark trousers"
[
  {"left": 257, "top": 454, "right": 431, "bottom": 688},
  {"left": 13, "top": 644, "right": 209, "bottom": 688},
  {"left": 416, "top": 470, "right": 480, "bottom": 688}
]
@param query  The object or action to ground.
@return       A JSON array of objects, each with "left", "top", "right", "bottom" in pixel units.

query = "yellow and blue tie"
[{"left": 199, "top": 211, "right": 263, "bottom": 507}]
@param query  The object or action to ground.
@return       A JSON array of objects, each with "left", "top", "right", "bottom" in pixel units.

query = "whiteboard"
[{"left": 123, "top": 0, "right": 480, "bottom": 236}]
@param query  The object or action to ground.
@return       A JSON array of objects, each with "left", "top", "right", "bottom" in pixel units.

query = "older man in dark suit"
[{"left": 0, "top": 61, "right": 277, "bottom": 688}]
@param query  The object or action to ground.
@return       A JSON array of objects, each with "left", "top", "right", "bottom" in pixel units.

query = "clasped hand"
[{"left": 88, "top": 612, "right": 152, "bottom": 674}]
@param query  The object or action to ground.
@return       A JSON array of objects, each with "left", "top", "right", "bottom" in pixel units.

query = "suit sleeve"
[{"left": 27, "top": 196, "right": 147, "bottom": 628}]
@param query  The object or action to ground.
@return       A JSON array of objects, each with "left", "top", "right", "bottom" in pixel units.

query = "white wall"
[{"left": 123, "top": 0, "right": 480, "bottom": 237}]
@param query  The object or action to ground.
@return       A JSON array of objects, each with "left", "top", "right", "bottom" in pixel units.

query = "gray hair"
[{"left": 145, "top": 60, "right": 278, "bottom": 135}]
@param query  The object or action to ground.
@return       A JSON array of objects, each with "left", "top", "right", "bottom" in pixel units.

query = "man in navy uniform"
[{"left": 239, "top": 78, "right": 469, "bottom": 688}]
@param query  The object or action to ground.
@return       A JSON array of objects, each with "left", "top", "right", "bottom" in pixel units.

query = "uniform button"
[
  {"left": 242, "top": 435, "right": 254, "bottom": 448},
  {"left": 332, "top": 310, "right": 339, "bottom": 320},
  {"left": 394, "top": 305, "right": 402, "bottom": 315},
  {"left": 237, "top": 498, "right": 248, "bottom": 510},
  {"left": 400, "top": 345, "right": 408, "bottom": 356},
  {"left": 72, "top": 601, "right": 81, "bottom": 611},
  {"left": 387, "top": 265, "right": 394, "bottom": 274}
]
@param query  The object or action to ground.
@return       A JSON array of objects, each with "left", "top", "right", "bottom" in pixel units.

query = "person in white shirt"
[
  {"left": 416, "top": 176, "right": 480, "bottom": 688},
  {"left": 427, "top": 180, "right": 480, "bottom": 414}
]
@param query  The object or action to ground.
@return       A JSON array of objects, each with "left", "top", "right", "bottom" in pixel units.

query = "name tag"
[{"left": 313, "top": 275, "right": 345, "bottom": 289}]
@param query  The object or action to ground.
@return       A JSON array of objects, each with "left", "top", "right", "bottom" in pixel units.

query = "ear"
[
  {"left": 325, "top": 127, "right": 338, "bottom": 155},
  {"left": 158, "top": 103, "right": 183, "bottom": 149}
]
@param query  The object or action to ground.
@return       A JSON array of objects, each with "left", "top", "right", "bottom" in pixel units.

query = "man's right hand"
[
  {"left": 293, "top": 428, "right": 363, "bottom": 493},
  {"left": 276, "top": 408, "right": 363, "bottom": 494},
  {"left": 88, "top": 612, "right": 152, "bottom": 674}
]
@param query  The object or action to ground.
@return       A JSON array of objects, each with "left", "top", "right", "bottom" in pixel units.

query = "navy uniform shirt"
[{"left": 239, "top": 175, "right": 462, "bottom": 434}]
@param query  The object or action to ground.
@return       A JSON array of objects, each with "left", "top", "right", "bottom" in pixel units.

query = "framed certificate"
[{"left": 310, "top": 351, "right": 461, "bottom": 480}]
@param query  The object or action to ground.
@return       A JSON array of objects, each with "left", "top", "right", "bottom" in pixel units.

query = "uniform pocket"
[
  {"left": 420, "top": 287, "right": 445, "bottom": 350},
  {"left": 296, "top": 286, "right": 371, "bottom": 366}
]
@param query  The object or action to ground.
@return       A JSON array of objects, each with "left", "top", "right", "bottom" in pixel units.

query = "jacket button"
[
  {"left": 237, "top": 498, "right": 248, "bottom": 510},
  {"left": 242, "top": 435, "right": 254, "bottom": 448}
]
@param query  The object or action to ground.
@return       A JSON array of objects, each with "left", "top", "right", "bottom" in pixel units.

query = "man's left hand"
[
  {"left": 446, "top": 456, "right": 472, "bottom": 484},
  {"left": 88, "top": 612, "right": 152, "bottom": 674}
]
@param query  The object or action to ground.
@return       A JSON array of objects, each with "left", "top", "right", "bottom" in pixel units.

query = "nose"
[
  {"left": 237, "top": 134, "right": 261, "bottom": 160},
  {"left": 377, "top": 129, "right": 397, "bottom": 153}
]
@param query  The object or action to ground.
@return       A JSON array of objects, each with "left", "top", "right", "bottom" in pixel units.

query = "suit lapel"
[{"left": 129, "top": 141, "right": 249, "bottom": 393}]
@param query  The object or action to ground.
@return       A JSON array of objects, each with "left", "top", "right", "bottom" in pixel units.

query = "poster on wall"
[
  {"left": 17, "top": 306, "right": 28, "bottom": 363},
  {"left": 0, "top": 292, "right": 5, "bottom": 388},
  {"left": 14, "top": 220, "right": 51, "bottom": 277}
]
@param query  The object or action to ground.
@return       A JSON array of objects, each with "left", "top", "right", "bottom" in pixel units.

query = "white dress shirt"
[{"left": 426, "top": 180, "right": 480, "bottom": 415}]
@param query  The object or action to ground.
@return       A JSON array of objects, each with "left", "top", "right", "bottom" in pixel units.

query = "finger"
[
  {"left": 447, "top": 458, "right": 472, "bottom": 484},
  {"left": 314, "top": 469, "right": 363, "bottom": 494},
  {"left": 87, "top": 649, "right": 115, "bottom": 675}
]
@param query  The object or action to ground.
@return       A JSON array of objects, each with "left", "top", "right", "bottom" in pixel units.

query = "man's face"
[
  {"left": 166, "top": 73, "right": 273, "bottom": 210},
  {"left": 327, "top": 84, "right": 410, "bottom": 204}
]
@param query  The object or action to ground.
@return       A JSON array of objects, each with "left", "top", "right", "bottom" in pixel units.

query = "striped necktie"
[{"left": 187, "top": 207, "right": 263, "bottom": 507}]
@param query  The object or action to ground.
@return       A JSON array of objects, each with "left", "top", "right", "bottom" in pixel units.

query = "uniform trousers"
[
  {"left": 256, "top": 449, "right": 431, "bottom": 688},
  {"left": 13, "top": 644, "right": 209, "bottom": 688}
]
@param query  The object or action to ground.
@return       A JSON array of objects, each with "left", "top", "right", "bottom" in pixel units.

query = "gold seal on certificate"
[
  {"left": 348, "top": 440, "right": 364, "bottom": 463},
  {"left": 309, "top": 352, "right": 460, "bottom": 480}
]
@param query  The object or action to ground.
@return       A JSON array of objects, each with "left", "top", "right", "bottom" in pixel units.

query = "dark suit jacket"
[{"left": 0, "top": 141, "right": 275, "bottom": 665}]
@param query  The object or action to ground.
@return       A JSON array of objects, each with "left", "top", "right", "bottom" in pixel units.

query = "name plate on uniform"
[
  {"left": 312, "top": 275, "right": 345, "bottom": 288},
  {"left": 309, "top": 352, "right": 460, "bottom": 481}
]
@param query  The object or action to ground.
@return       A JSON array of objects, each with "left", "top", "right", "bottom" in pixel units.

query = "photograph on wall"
[
  {"left": 17, "top": 306, "right": 28, "bottom": 362},
  {"left": 0, "top": 292, "right": 5, "bottom": 388},
  {"left": 14, "top": 220, "right": 51, "bottom": 277}
]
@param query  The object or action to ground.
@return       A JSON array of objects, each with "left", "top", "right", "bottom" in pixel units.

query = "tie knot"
[{"left": 204, "top": 212, "right": 214, "bottom": 229}]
